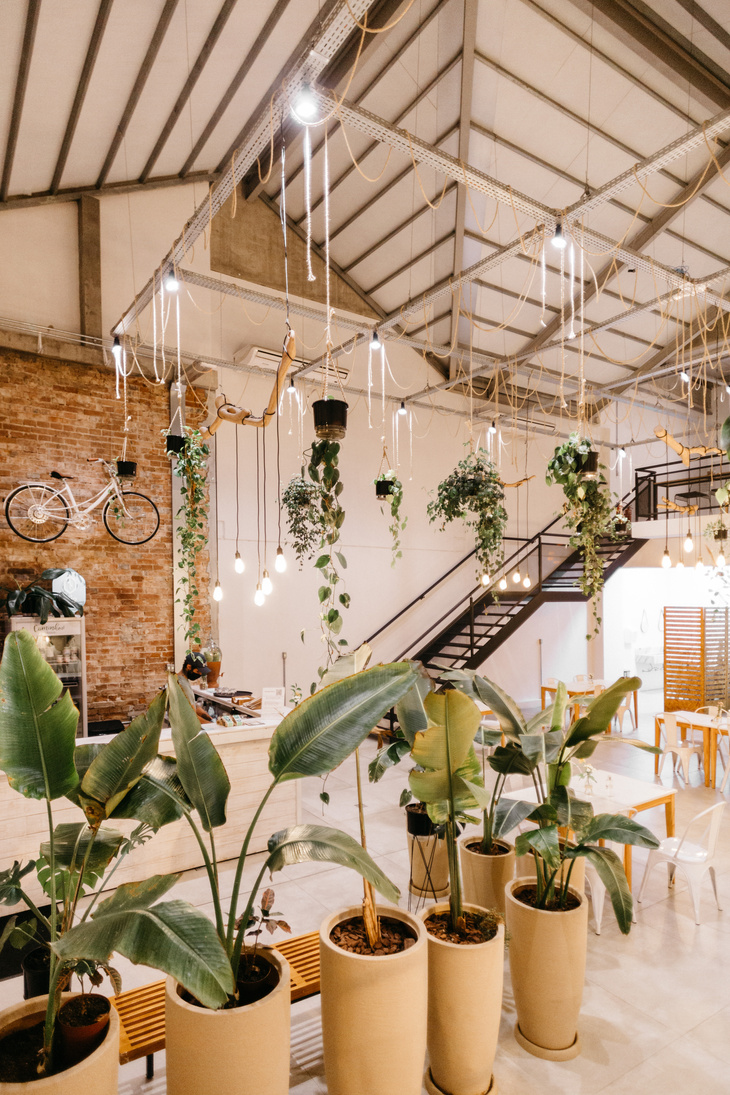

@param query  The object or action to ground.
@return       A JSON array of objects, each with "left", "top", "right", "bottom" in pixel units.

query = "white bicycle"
[{"left": 4, "top": 458, "right": 160, "bottom": 545}]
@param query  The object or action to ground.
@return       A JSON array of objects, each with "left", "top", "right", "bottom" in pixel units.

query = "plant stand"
[{"left": 408, "top": 831, "right": 450, "bottom": 902}]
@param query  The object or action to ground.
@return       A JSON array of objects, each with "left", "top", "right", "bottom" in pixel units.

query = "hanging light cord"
[
  {"left": 262, "top": 423, "right": 268, "bottom": 570},
  {"left": 256, "top": 430, "right": 262, "bottom": 581},
  {"left": 235, "top": 424, "right": 240, "bottom": 554}
]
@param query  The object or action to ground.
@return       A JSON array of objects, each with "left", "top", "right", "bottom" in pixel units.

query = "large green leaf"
[
  {"left": 92, "top": 874, "right": 180, "bottom": 918},
  {"left": 79, "top": 691, "right": 166, "bottom": 823},
  {"left": 471, "top": 675, "right": 527, "bottom": 740},
  {"left": 550, "top": 682, "right": 569, "bottom": 734},
  {"left": 520, "top": 730, "right": 562, "bottom": 765},
  {"left": 266, "top": 824, "right": 400, "bottom": 902},
  {"left": 167, "top": 673, "right": 230, "bottom": 831},
  {"left": 410, "top": 747, "right": 482, "bottom": 813},
  {"left": 721, "top": 415, "right": 730, "bottom": 454},
  {"left": 0, "top": 630, "right": 79, "bottom": 800},
  {"left": 412, "top": 691, "right": 480, "bottom": 773},
  {"left": 493, "top": 797, "right": 535, "bottom": 839},
  {"left": 515, "top": 825, "right": 561, "bottom": 868},
  {"left": 488, "top": 742, "right": 535, "bottom": 777},
  {"left": 0, "top": 861, "right": 36, "bottom": 906},
  {"left": 580, "top": 846, "right": 634, "bottom": 934},
  {"left": 564, "top": 677, "right": 641, "bottom": 747},
  {"left": 577, "top": 813, "right": 660, "bottom": 848},
  {"left": 395, "top": 669, "right": 432, "bottom": 745},
  {"left": 55, "top": 899, "right": 234, "bottom": 1009},
  {"left": 548, "top": 786, "right": 594, "bottom": 831},
  {"left": 40, "top": 823, "right": 124, "bottom": 877},
  {"left": 319, "top": 643, "right": 372, "bottom": 687},
  {"left": 368, "top": 737, "right": 411, "bottom": 783},
  {"left": 109, "top": 757, "right": 187, "bottom": 830},
  {"left": 526, "top": 705, "right": 554, "bottom": 734},
  {"left": 268, "top": 661, "right": 420, "bottom": 781}
]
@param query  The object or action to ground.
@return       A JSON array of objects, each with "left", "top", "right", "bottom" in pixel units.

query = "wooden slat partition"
[{"left": 664, "top": 606, "right": 730, "bottom": 711}]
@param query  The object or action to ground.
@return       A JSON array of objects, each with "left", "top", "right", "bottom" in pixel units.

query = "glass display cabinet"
[{"left": 5, "top": 615, "right": 87, "bottom": 735}]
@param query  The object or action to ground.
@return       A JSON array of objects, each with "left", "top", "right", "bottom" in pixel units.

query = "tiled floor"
[{"left": 3, "top": 685, "right": 729, "bottom": 1093}]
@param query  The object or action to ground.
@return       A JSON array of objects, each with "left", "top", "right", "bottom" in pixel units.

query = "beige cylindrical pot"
[
  {"left": 165, "top": 949, "right": 290, "bottom": 1095},
  {"left": 0, "top": 994, "right": 119, "bottom": 1094},
  {"left": 419, "top": 902, "right": 504, "bottom": 1095},
  {"left": 459, "top": 834, "right": 515, "bottom": 915},
  {"left": 506, "top": 877, "right": 588, "bottom": 1061},
  {"left": 408, "top": 831, "right": 450, "bottom": 898},
  {"left": 320, "top": 905, "right": 427, "bottom": 1095}
]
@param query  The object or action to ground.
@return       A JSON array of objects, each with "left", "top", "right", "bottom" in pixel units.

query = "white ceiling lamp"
[
  {"left": 254, "top": 583, "right": 265, "bottom": 606},
  {"left": 275, "top": 546, "right": 287, "bottom": 573},
  {"left": 523, "top": 574, "right": 532, "bottom": 589},
  {"left": 234, "top": 551, "right": 244, "bottom": 574},
  {"left": 717, "top": 550, "right": 726, "bottom": 569},
  {"left": 262, "top": 570, "right": 273, "bottom": 596},
  {"left": 512, "top": 568, "right": 521, "bottom": 584},
  {"left": 661, "top": 547, "right": 671, "bottom": 569},
  {"left": 213, "top": 579, "right": 223, "bottom": 601},
  {"left": 293, "top": 82, "right": 317, "bottom": 120},
  {"left": 480, "top": 573, "right": 490, "bottom": 587},
  {"left": 551, "top": 222, "right": 567, "bottom": 250},
  {"left": 488, "top": 420, "right": 497, "bottom": 435},
  {"left": 111, "top": 335, "right": 122, "bottom": 365},
  {"left": 398, "top": 400, "right": 407, "bottom": 416},
  {"left": 684, "top": 529, "right": 694, "bottom": 553},
  {"left": 370, "top": 329, "right": 382, "bottom": 351},
  {"left": 164, "top": 267, "right": 179, "bottom": 293},
  {"left": 498, "top": 576, "right": 507, "bottom": 591}
]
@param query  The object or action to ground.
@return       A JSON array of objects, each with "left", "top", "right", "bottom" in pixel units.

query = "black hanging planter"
[
  {"left": 714, "top": 528, "right": 728, "bottom": 541},
  {"left": 166, "top": 434, "right": 186, "bottom": 456},
  {"left": 375, "top": 479, "right": 395, "bottom": 498},
  {"left": 579, "top": 450, "right": 599, "bottom": 480},
  {"left": 115, "top": 460, "right": 137, "bottom": 478},
  {"left": 313, "top": 399, "right": 348, "bottom": 441}
]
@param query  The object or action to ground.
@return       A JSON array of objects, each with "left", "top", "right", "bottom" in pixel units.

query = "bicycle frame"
[{"left": 20, "top": 464, "right": 128, "bottom": 526}]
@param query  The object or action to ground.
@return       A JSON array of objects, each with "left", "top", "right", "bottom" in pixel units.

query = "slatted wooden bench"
[{"left": 111, "top": 931, "right": 321, "bottom": 1078}]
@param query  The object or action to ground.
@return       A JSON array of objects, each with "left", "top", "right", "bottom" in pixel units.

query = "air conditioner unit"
[{"left": 234, "top": 345, "right": 349, "bottom": 384}]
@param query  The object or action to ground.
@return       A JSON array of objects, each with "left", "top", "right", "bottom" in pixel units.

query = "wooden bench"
[{"left": 111, "top": 931, "right": 321, "bottom": 1078}]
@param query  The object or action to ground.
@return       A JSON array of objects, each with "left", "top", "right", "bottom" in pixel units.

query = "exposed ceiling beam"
[
  {"left": 1, "top": 0, "right": 42, "bottom": 203},
  {"left": 139, "top": 0, "right": 239, "bottom": 184},
  {"left": 113, "top": 0, "right": 382, "bottom": 335},
  {"left": 178, "top": 0, "right": 291, "bottom": 179},
  {"left": 673, "top": 0, "right": 730, "bottom": 55},
  {"left": 364, "top": 230, "right": 455, "bottom": 295},
  {"left": 575, "top": 0, "right": 730, "bottom": 111},
  {"left": 50, "top": 0, "right": 114, "bottom": 194},
  {"left": 0, "top": 170, "right": 215, "bottom": 212},
  {"left": 450, "top": 0, "right": 478, "bottom": 371},
  {"left": 96, "top": 0, "right": 180, "bottom": 188},
  {"left": 343, "top": 183, "right": 458, "bottom": 271}
]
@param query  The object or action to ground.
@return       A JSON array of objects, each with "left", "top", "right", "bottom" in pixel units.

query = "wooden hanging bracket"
[
  {"left": 653, "top": 426, "right": 723, "bottom": 467},
  {"left": 658, "top": 496, "right": 699, "bottom": 516},
  {"left": 200, "top": 331, "right": 296, "bottom": 440}
]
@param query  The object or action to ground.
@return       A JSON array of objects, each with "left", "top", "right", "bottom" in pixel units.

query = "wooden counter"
[{"left": 0, "top": 721, "right": 300, "bottom": 910}]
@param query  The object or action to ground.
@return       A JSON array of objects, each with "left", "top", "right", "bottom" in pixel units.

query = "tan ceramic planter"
[
  {"left": 165, "top": 948, "right": 290, "bottom": 1095},
  {"left": 459, "top": 834, "right": 515, "bottom": 915},
  {"left": 320, "top": 904, "right": 427, "bottom": 1095},
  {"left": 506, "top": 877, "right": 588, "bottom": 1060},
  {"left": 419, "top": 902, "right": 504, "bottom": 1095},
  {"left": 0, "top": 994, "right": 119, "bottom": 1094},
  {"left": 408, "top": 831, "right": 450, "bottom": 898}
]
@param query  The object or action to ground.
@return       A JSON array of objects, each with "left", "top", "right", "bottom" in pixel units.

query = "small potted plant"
[
  {"left": 427, "top": 447, "right": 506, "bottom": 579},
  {"left": 374, "top": 470, "right": 406, "bottom": 567},
  {"left": 0, "top": 568, "right": 84, "bottom": 624},
  {"left": 313, "top": 396, "right": 348, "bottom": 440},
  {"left": 114, "top": 459, "right": 137, "bottom": 479}
]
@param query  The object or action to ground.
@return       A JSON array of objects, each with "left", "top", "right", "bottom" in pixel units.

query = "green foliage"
[
  {"left": 307, "top": 439, "right": 349, "bottom": 675},
  {"left": 374, "top": 470, "right": 407, "bottom": 566},
  {"left": 169, "top": 427, "right": 210, "bottom": 651},
  {"left": 427, "top": 447, "right": 507, "bottom": 578},
  {"left": 546, "top": 434, "right": 625, "bottom": 633},
  {"left": 0, "top": 569, "right": 84, "bottom": 624},
  {"left": 282, "top": 474, "right": 324, "bottom": 567}
]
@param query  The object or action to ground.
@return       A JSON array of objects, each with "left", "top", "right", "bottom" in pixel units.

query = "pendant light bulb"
[
  {"left": 398, "top": 400, "right": 407, "bottom": 416},
  {"left": 696, "top": 556, "right": 705, "bottom": 572},
  {"left": 498, "top": 576, "right": 507, "bottom": 591},
  {"left": 261, "top": 570, "right": 273, "bottom": 596},
  {"left": 552, "top": 222, "right": 567, "bottom": 250},
  {"left": 275, "top": 547, "right": 287, "bottom": 573},
  {"left": 523, "top": 574, "right": 532, "bottom": 589},
  {"left": 213, "top": 579, "right": 223, "bottom": 601},
  {"left": 480, "top": 572, "right": 490, "bottom": 587},
  {"left": 293, "top": 82, "right": 317, "bottom": 120},
  {"left": 164, "top": 267, "right": 179, "bottom": 293},
  {"left": 684, "top": 530, "right": 694, "bottom": 553},
  {"left": 234, "top": 551, "right": 244, "bottom": 574},
  {"left": 680, "top": 371, "right": 689, "bottom": 383},
  {"left": 512, "top": 569, "right": 521, "bottom": 584},
  {"left": 254, "top": 583, "right": 265, "bottom": 606},
  {"left": 370, "top": 329, "right": 382, "bottom": 351},
  {"left": 287, "top": 377, "right": 296, "bottom": 394},
  {"left": 717, "top": 551, "right": 726, "bottom": 569},
  {"left": 111, "top": 336, "right": 122, "bottom": 365},
  {"left": 661, "top": 548, "right": 671, "bottom": 569},
  {"left": 676, "top": 558, "right": 684, "bottom": 570},
  {"left": 488, "top": 420, "right": 497, "bottom": 435}
]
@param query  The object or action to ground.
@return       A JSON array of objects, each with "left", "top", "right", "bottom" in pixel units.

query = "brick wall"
[{"left": 0, "top": 349, "right": 211, "bottom": 723}]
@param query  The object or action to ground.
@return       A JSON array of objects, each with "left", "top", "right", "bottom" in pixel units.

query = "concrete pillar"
[{"left": 77, "top": 195, "right": 102, "bottom": 341}]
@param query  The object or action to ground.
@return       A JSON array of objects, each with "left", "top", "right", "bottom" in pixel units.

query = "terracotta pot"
[
  {"left": 506, "top": 877, "right": 588, "bottom": 1060},
  {"left": 459, "top": 835, "right": 515, "bottom": 916},
  {"left": 57, "top": 994, "right": 110, "bottom": 1068},
  {"left": 320, "top": 905, "right": 427, "bottom": 1095},
  {"left": 165, "top": 948, "right": 290, "bottom": 1095},
  {"left": 408, "top": 831, "right": 450, "bottom": 898},
  {"left": 419, "top": 902, "right": 504, "bottom": 1095},
  {"left": 0, "top": 994, "right": 119, "bottom": 1093}
]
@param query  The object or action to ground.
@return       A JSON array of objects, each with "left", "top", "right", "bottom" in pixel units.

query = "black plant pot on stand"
[
  {"left": 21, "top": 947, "right": 50, "bottom": 999},
  {"left": 313, "top": 399, "right": 348, "bottom": 441}
]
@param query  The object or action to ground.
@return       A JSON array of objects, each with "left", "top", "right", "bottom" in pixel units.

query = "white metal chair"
[
  {"left": 612, "top": 696, "right": 636, "bottom": 733},
  {"left": 637, "top": 802, "right": 725, "bottom": 925},
  {"left": 658, "top": 712, "right": 704, "bottom": 784}
]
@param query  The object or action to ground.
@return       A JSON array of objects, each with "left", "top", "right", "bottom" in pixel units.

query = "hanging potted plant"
[
  {"left": 427, "top": 447, "right": 507, "bottom": 579},
  {"left": 168, "top": 427, "right": 210, "bottom": 652},
  {"left": 0, "top": 631, "right": 232, "bottom": 1089},
  {"left": 546, "top": 434, "right": 621, "bottom": 633},
  {"left": 282, "top": 473, "right": 323, "bottom": 568},
  {"left": 307, "top": 440, "right": 350, "bottom": 684},
  {"left": 313, "top": 397, "right": 348, "bottom": 441},
  {"left": 374, "top": 469, "right": 406, "bottom": 568}
]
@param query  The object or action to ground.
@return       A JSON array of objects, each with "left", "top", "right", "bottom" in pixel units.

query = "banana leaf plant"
[
  {"left": 445, "top": 671, "right": 660, "bottom": 932},
  {"left": 1, "top": 568, "right": 84, "bottom": 623},
  {"left": 59, "top": 659, "right": 422, "bottom": 1000},
  {"left": 0, "top": 631, "right": 233, "bottom": 1076}
]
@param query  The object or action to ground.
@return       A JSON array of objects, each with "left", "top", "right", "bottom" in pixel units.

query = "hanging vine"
[
  {"left": 307, "top": 439, "right": 349, "bottom": 685},
  {"left": 374, "top": 468, "right": 406, "bottom": 567},
  {"left": 427, "top": 447, "right": 507, "bottom": 578},
  {"left": 168, "top": 426, "right": 210, "bottom": 652},
  {"left": 282, "top": 473, "right": 323, "bottom": 567}
]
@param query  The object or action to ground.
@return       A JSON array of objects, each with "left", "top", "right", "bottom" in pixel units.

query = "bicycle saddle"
[{"left": 50, "top": 470, "right": 75, "bottom": 480}]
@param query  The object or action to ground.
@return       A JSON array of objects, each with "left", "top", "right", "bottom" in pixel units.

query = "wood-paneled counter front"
[{"left": 0, "top": 720, "right": 300, "bottom": 910}]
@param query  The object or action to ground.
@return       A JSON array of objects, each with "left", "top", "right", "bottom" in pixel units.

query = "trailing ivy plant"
[
  {"left": 307, "top": 439, "right": 349, "bottom": 686},
  {"left": 545, "top": 433, "right": 619, "bottom": 633},
  {"left": 427, "top": 447, "right": 507, "bottom": 578},
  {"left": 282, "top": 473, "right": 323, "bottom": 568},
  {"left": 167, "top": 426, "right": 210, "bottom": 652},
  {"left": 374, "top": 470, "right": 406, "bottom": 567}
]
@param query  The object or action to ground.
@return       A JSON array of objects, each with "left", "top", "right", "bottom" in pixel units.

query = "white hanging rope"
[{"left": 303, "top": 126, "right": 316, "bottom": 283}]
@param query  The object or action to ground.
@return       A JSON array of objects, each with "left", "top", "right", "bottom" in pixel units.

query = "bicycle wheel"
[
  {"left": 103, "top": 491, "right": 160, "bottom": 545},
  {"left": 5, "top": 484, "right": 69, "bottom": 542}
]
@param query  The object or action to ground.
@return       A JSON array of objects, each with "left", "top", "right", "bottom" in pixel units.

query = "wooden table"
[
  {"left": 541, "top": 679, "right": 639, "bottom": 727},
  {"left": 654, "top": 710, "right": 729, "bottom": 788},
  {"left": 504, "top": 768, "right": 675, "bottom": 889}
]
